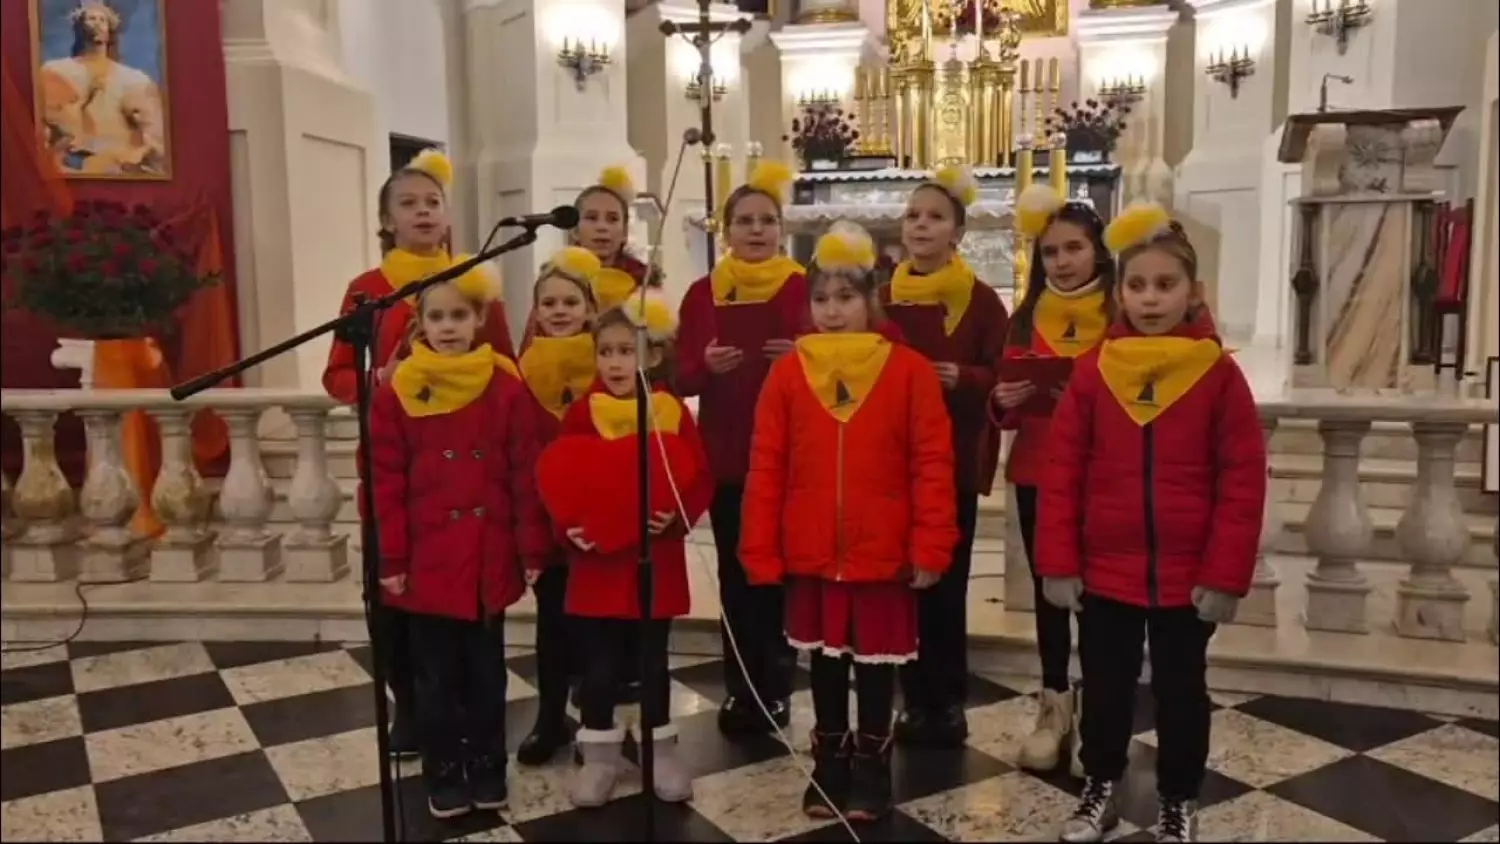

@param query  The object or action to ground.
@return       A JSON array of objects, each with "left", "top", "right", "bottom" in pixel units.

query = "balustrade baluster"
[
  {"left": 2, "top": 464, "right": 19, "bottom": 579},
  {"left": 1002, "top": 482, "right": 1034, "bottom": 613},
  {"left": 7, "top": 410, "right": 79, "bottom": 581},
  {"left": 215, "top": 407, "right": 281, "bottom": 581},
  {"left": 77, "top": 408, "right": 147, "bottom": 582},
  {"left": 283, "top": 406, "right": 348, "bottom": 582},
  {"left": 1392, "top": 421, "right": 1473, "bottom": 641},
  {"left": 1302, "top": 419, "right": 1373, "bottom": 633},
  {"left": 148, "top": 408, "right": 215, "bottom": 581},
  {"left": 1236, "top": 416, "right": 1281, "bottom": 626}
]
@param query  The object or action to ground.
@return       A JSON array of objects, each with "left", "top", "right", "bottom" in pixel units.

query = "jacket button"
[
  {"left": 443, "top": 449, "right": 455, "bottom": 459},
  {"left": 472, "top": 449, "right": 483, "bottom": 459},
  {"left": 449, "top": 510, "right": 460, "bottom": 520},
  {"left": 473, "top": 506, "right": 486, "bottom": 516}
]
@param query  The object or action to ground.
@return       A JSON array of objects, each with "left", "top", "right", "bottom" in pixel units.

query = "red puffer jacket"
[
  {"left": 369, "top": 373, "right": 550, "bottom": 620},
  {"left": 1036, "top": 317, "right": 1265, "bottom": 609}
]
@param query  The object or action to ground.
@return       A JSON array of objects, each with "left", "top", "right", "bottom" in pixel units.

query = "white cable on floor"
[{"left": 639, "top": 363, "right": 864, "bottom": 843}]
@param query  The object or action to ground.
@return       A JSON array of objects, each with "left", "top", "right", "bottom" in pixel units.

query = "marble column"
[
  {"left": 1393, "top": 422, "right": 1474, "bottom": 641},
  {"left": 1175, "top": 0, "right": 1278, "bottom": 342},
  {"left": 221, "top": 0, "right": 383, "bottom": 390},
  {"left": 1465, "top": 31, "right": 1500, "bottom": 379},
  {"left": 1, "top": 470, "right": 17, "bottom": 579},
  {"left": 7, "top": 411, "right": 79, "bottom": 582},
  {"left": 148, "top": 409, "right": 216, "bottom": 582},
  {"left": 76, "top": 409, "right": 147, "bottom": 583},
  {"left": 1302, "top": 419, "right": 1373, "bottom": 633},
  {"left": 216, "top": 408, "right": 282, "bottom": 582},
  {"left": 1236, "top": 416, "right": 1281, "bottom": 626},
  {"left": 283, "top": 407, "right": 349, "bottom": 582},
  {"left": 468, "top": 0, "right": 643, "bottom": 337},
  {"left": 628, "top": 1, "right": 753, "bottom": 297},
  {"left": 1075, "top": 1, "right": 1178, "bottom": 204}
]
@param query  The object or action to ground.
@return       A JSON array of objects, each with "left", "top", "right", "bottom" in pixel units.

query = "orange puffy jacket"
[{"left": 739, "top": 335, "right": 959, "bottom": 585}]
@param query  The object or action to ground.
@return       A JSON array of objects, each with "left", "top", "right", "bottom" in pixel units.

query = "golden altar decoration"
[{"left": 860, "top": 0, "right": 1065, "bottom": 170}]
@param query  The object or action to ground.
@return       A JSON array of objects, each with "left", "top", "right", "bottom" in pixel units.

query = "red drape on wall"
[{"left": 1, "top": 0, "right": 239, "bottom": 484}]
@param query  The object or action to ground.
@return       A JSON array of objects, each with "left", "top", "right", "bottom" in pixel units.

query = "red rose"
[
  {"left": 33, "top": 232, "right": 54, "bottom": 248},
  {"left": 75, "top": 205, "right": 93, "bottom": 219},
  {"left": 20, "top": 254, "right": 40, "bottom": 273},
  {"left": 138, "top": 257, "right": 159, "bottom": 276},
  {"left": 64, "top": 229, "right": 83, "bottom": 243},
  {"left": 64, "top": 253, "right": 87, "bottom": 273},
  {"left": 112, "top": 242, "right": 133, "bottom": 259},
  {"left": 103, "top": 260, "right": 121, "bottom": 276}
]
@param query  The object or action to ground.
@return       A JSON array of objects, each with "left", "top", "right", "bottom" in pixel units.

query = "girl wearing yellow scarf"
[
  {"left": 674, "top": 160, "right": 808, "bottom": 736},
  {"left": 885, "top": 165, "right": 1010, "bottom": 750}
]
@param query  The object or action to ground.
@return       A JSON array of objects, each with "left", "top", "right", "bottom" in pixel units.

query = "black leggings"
[
  {"left": 899, "top": 492, "right": 978, "bottom": 712},
  {"left": 712, "top": 484, "right": 793, "bottom": 703},
  {"left": 573, "top": 617, "right": 672, "bottom": 732},
  {"left": 531, "top": 566, "right": 573, "bottom": 723},
  {"left": 376, "top": 605, "right": 417, "bottom": 720},
  {"left": 810, "top": 652, "right": 897, "bottom": 736},
  {"left": 1015, "top": 484, "right": 1076, "bottom": 693}
]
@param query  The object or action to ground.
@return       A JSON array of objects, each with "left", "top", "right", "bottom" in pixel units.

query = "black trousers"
[
  {"left": 900, "top": 491, "right": 978, "bottom": 712},
  {"left": 531, "top": 566, "right": 574, "bottom": 724},
  {"left": 810, "top": 653, "right": 897, "bottom": 736},
  {"left": 1014, "top": 484, "right": 1078, "bottom": 694},
  {"left": 1079, "top": 593, "right": 1215, "bottom": 800},
  {"left": 712, "top": 484, "right": 793, "bottom": 703},
  {"left": 573, "top": 617, "right": 672, "bottom": 732},
  {"left": 408, "top": 612, "right": 509, "bottom": 768},
  {"left": 376, "top": 604, "right": 417, "bottom": 721}
]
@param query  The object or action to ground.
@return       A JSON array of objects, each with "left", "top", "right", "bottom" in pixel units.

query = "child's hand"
[
  {"left": 524, "top": 569, "right": 541, "bottom": 586},
  {"left": 911, "top": 568, "right": 940, "bottom": 589},
  {"left": 647, "top": 510, "right": 677, "bottom": 535},
  {"left": 380, "top": 574, "right": 407, "bottom": 596},
  {"left": 704, "top": 340, "right": 744, "bottom": 374},
  {"left": 566, "top": 527, "right": 596, "bottom": 552},
  {"left": 933, "top": 362, "right": 960, "bottom": 390},
  {"left": 1041, "top": 577, "right": 1083, "bottom": 612},
  {"left": 762, "top": 338, "right": 796, "bottom": 361},
  {"left": 992, "top": 380, "right": 1036, "bottom": 409},
  {"left": 1191, "top": 586, "right": 1240, "bottom": 624}
]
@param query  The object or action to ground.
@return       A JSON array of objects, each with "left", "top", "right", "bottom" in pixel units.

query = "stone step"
[
  {"left": 1268, "top": 418, "right": 1487, "bottom": 463},
  {"left": 1274, "top": 501, "right": 1498, "bottom": 567},
  {"left": 1269, "top": 453, "right": 1495, "bottom": 514}
]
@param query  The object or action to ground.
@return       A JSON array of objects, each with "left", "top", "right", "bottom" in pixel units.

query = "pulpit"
[{"left": 1278, "top": 107, "right": 1464, "bottom": 393}]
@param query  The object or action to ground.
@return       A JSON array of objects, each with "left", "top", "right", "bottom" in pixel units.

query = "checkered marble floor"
[{"left": 1, "top": 640, "right": 1496, "bottom": 843}]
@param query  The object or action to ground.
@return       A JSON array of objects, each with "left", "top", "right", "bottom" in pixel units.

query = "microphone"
[
  {"left": 496, "top": 205, "right": 580, "bottom": 230},
  {"left": 683, "top": 127, "right": 712, "bottom": 146}
]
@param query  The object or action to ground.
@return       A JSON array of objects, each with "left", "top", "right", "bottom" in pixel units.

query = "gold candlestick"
[
  {"left": 745, "top": 141, "right": 763, "bottom": 179},
  {"left": 1049, "top": 134, "right": 1067, "bottom": 196},
  {"left": 1014, "top": 139, "right": 1035, "bottom": 297}
]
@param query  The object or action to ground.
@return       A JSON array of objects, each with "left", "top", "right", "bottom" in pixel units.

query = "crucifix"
[{"left": 659, "top": 1, "right": 753, "bottom": 266}]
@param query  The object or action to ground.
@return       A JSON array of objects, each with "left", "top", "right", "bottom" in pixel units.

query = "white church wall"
[{"left": 339, "top": 0, "right": 452, "bottom": 153}]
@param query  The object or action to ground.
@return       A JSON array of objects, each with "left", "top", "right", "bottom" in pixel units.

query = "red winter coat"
[
  {"left": 537, "top": 384, "right": 714, "bottom": 618},
  {"left": 1036, "top": 317, "right": 1265, "bottom": 609},
  {"left": 369, "top": 371, "right": 549, "bottom": 620},
  {"left": 675, "top": 272, "right": 812, "bottom": 483}
]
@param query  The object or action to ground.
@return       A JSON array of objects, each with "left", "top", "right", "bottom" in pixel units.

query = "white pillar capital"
[{"left": 1076, "top": 4, "right": 1178, "bottom": 46}]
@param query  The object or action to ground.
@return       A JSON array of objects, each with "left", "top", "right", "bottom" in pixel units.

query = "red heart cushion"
[{"left": 536, "top": 433, "right": 701, "bottom": 555}]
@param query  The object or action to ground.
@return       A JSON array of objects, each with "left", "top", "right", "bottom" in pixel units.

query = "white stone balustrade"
[
  {"left": 1238, "top": 415, "right": 1282, "bottom": 627},
  {"left": 1, "top": 387, "right": 1497, "bottom": 652}
]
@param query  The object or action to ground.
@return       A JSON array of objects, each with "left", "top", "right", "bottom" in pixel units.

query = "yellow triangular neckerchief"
[
  {"left": 1033, "top": 279, "right": 1108, "bottom": 357},
  {"left": 592, "top": 267, "right": 637, "bottom": 311},
  {"left": 710, "top": 254, "right": 804, "bottom": 304},
  {"left": 1098, "top": 336, "right": 1223, "bottom": 426},
  {"left": 380, "top": 248, "right": 503, "bottom": 301},
  {"left": 391, "top": 342, "right": 516, "bottom": 417},
  {"left": 519, "top": 334, "right": 596, "bottom": 420},
  {"left": 795, "top": 333, "right": 893, "bottom": 423},
  {"left": 589, "top": 391, "right": 684, "bottom": 440},
  {"left": 889, "top": 256, "right": 975, "bottom": 335}
]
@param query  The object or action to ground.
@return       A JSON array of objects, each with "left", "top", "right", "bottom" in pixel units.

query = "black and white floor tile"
[{"left": 1, "top": 639, "right": 1496, "bottom": 842}]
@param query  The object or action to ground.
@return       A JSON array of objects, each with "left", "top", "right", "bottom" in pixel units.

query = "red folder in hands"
[
  {"left": 716, "top": 302, "right": 785, "bottom": 355},
  {"left": 997, "top": 355, "right": 1075, "bottom": 417},
  {"left": 884, "top": 303, "right": 954, "bottom": 362}
]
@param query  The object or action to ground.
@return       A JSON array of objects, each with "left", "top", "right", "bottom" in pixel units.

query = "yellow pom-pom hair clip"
[
  {"left": 548, "top": 246, "right": 603, "bottom": 282},
  {"left": 1103, "top": 200, "right": 1174, "bottom": 255},
  {"left": 406, "top": 148, "right": 454, "bottom": 190},
  {"left": 451, "top": 259, "right": 503, "bottom": 303},
  {"left": 745, "top": 159, "right": 796, "bottom": 207},
  {"left": 596, "top": 166, "right": 636, "bottom": 205},
  {"left": 1014, "top": 183, "right": 1067, "bottom": 240},
  {"left": 620, "top": 289, "right": 676, "bottom": 341},
  {"left": 930, "top": 164, "right": 980, "bottom": 209},
  {"left": 813, "top": 221, "right": 877, "bottom": 273}
]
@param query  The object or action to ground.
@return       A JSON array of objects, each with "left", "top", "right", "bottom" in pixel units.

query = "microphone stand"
[{"left": 170, "top": 227, "right": 541, "bottom": 843}]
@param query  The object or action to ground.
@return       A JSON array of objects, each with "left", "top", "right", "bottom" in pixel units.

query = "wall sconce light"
[
  {"left": 1206, "top": 46, "right": 1255, "bottom": 98},
  {"left": 796, "top": 89, "right": 842, "bottom": 108},
  {"left": 685, "top": 71, "right": 727, "bottom": 104},
  {"left": 557, "top": 38, "right": 611, "bottom": 90},
  {"left": 1305, "top": 0, "right": 1372, "bottom": 56},
  {"left": 1097, "top": 75, "right": 1146, "bottom": 106}
]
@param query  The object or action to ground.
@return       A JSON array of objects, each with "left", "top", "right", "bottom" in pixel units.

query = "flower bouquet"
[
  {"left": 785, "top": 105, "right": 859, "bottom": 171},
  {"left": 1044, "top": 99, "right": 1131, "bottom": 164}
]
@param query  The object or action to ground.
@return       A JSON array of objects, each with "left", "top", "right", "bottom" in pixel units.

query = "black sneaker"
[
  {"left": 844, "top": 733, "right": 893, "bottom": 822},
  {"left": 387, "top": 715, "right": 419, "bottom": 759},
  {"left": 716, "top": 696, "right": 759, "bottom": 735},
  {"left": 516, "top": 718, "right": 573, "bottom": 767},
  {"left": 802, "top": 731, "right": 851, "bottom": 819},
  {"left": 467, "top": 754, "right": 508, "bottom": 811},
  {"left": 764, "top": 698, "right": 792, "bottom": 731},
  {"left": 1156, "top": 795, "right": 1198, "bottom": 843},
  {"left": 893, "top": 707, "right": 930, "bottom": 745},
  {"left": 927, "top": 705, "right": 969, "bottom": 748},
  {"left": 425, "top": 761, "right": 471, "bottom": 819}
]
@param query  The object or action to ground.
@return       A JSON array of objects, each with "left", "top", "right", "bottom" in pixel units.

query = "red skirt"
[{"left": 784, "top": 576, "right": 918, "bottom": 664}]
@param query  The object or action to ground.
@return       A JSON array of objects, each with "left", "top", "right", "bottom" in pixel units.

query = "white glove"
[
  {"left": 1191, "top": 586, "right": 1240, "bottom": 624},
  {"left": 1041, "top": 577, "right": 1084, "bottom": 613}
]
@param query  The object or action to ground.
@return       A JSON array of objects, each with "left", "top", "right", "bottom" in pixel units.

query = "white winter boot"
[
  {"left": 1018, "top": 687, "right": 1074, "bottom": 771},
  {"left": 648, "top": 724, "right": 695, "bottom": 803},
  {"left": 569, "top": 727, "right": 627, "bottom": 808}
]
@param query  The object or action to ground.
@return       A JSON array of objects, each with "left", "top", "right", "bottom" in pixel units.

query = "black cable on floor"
[{"left": 0, "top": 576, "right": 149, "bottom": 654}]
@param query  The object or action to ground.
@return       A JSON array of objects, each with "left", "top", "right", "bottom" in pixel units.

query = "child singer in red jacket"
[
  {"left": 370, "top": 272, "right": 546, "bottom": 820},
  {"left": 1038, "top": 203, "right": 1266, "bottom": 844},
  {"left": 535, "top": 296, "right": 713, "bottom": 808},
  {"left": 990, "top": 184, "right": 1116, "bottom": 776},
  {"left": 741, "top": 222, "right": 959, "bottom": 822},
  {"left": 515, "top": 247, "right": 602, "bottom": 766},
  {"left": 322, "top": 149, "right": 515, "bottom": 758}
]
